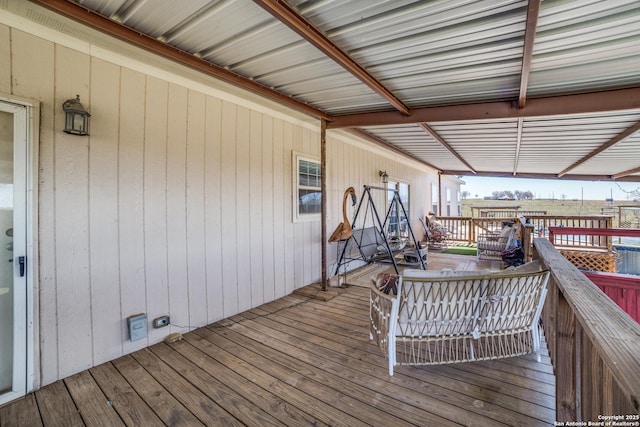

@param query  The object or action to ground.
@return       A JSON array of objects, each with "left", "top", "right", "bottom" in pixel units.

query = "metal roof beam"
[
  {"left": 252, "top": 0, "right": 411, "bottom": 116},
  {"left": 513, "top": 118, "right": 524, "bottom": 175},
  {"left": 30, "top": 0, "right": 333, "bottom": 121},
  {"left": 558, "top": 120, "right": 640, "bottom": 177},
  {"left": 441, "top": 170, "right": 640, "bottom": 183},
  {"left": 418, "top": 124, "right": 476, "bottom": 174},
  {"left": 612, "top": 167, "right": 640, "bottom": 180},
  {"left": 327, "top": 87, "right": 640, "bottom": 128},
  {"left": 517, "top": 0, "right": 541, "bottom": 109}
]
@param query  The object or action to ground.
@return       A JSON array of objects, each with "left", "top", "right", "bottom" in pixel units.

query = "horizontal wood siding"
[{"left": 1, "top": 20, "right": 442, "bottom": 386}]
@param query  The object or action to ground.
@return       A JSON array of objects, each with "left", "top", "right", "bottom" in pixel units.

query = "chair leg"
[
  {"left": 532, "top": 325, "right": 540, "bottom": 352},
  {"left": 389, "top": 337, "right": 395, "bottom": 376}
]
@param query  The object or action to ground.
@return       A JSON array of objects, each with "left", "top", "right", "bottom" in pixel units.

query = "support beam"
[
  {"left": 31, "top": 0, "right": 333, "bottom": 121},
  {"left": 327, "top": 87, "right": 640, "bottom": 128},
  {"left": 558, "top": 120, "right": 640, "bottom": 177},
  {"left": 612, "top": 166, "right": 640, "bottom": 180},
  {"left": 437, "top": 173, "right": 442, "bottom": 217},
  {"left": 321, "top": 119, "right": 328, "bottom": 291},
  {"left": 252, "top": 0, "right": 410, "bottom": 116},
  {"left": 441, "top": 170, "right": 640, "bottom": 182},
  {"left": 517, "top": 0, "right": 541, "bottom": 108},
  {"left": 513, "top": 118, "right": 524, "bottom": 175},
  {"left": 419, "top": 123, "right": 476, "bottom": 174}
]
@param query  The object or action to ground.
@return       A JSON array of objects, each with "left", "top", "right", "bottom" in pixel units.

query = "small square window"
[{"left": 293, "top": 154, "right": 321, "bottom": 222}]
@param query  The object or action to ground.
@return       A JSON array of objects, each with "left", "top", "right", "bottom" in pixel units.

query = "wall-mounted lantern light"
[
  {"left": 62, "top": 95, "right": 90, "bottom": 135},
  {"left": 379, "top": 170, "right": 389, "bottom": 184}
]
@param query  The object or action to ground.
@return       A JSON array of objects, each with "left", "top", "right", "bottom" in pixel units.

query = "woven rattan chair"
[
  {"left": 420, "top": 216, "right": 449, "bottom": 250},
  {"left": 476, "top": 224, "right": 518, "bottom": 262},
  {"left": 369, "top": 263, "right": 549, "bottom": 375}
]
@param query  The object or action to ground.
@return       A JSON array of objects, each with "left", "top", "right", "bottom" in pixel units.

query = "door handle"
[{"left": 18, "top": 256, "right": 25, "bottom": 277}]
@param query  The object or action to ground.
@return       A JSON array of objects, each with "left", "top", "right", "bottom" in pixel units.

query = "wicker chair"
[
  {"left": 420, "top": 216, "right": 449, "bottom": 250},
  {"left": 476, "top": 223, "right": 518, "bottom": 262},
  {"left": 369, "top": 263, "right": 549, "bottom": 375}
]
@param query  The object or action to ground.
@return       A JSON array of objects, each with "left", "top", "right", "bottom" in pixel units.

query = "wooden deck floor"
[{"left": 0, "top": 253, "right": 555, "bottom": 426}]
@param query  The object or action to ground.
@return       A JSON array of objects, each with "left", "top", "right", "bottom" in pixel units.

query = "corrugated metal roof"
[
  {"left": 530, "top": 0, "right": 640, "bottom": 94},
  {"left": 42, "top": 0, "right": 640, "bottom": 180}
]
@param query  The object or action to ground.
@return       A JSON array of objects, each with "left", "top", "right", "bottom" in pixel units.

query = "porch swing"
[{"left": 331, "top": 185, "right": 426, "bottom": 278}]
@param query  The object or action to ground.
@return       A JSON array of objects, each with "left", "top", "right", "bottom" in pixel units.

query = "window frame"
[
  {"left": 385, "top": 179, "right": 410, "bottom": 239},
  {"left": 292, "top": 152, "right": 321, "bottom": 223},
  {"left": 431, "top": 183, "right": 439, "bottom": 215}
]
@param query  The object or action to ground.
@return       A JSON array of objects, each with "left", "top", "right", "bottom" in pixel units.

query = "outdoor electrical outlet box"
[
  {"left": 127, "top": 313, "right": 147, "bottom": 341},
  {"left": 153, "top": 315, "right": 170, "bottom": 328}
]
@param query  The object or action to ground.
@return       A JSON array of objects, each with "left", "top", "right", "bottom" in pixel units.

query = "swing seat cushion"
[{"left": 351, "top": 227, "right": 385, "bottom": 258}]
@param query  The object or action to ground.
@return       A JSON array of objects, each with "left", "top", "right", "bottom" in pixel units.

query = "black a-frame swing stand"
[{"left": 332, "top": 185, "right": 426, "bottom": 276}]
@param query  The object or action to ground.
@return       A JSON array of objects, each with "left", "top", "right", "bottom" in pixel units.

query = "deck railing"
[
  {"left": 534, "top": 238, "right": 640, "bottom": 422},
  {"left": 431, "top": 216, "right": 516, "bottom": 243},
  {"left": 548, "top": 226, "right": 640, "bottom": 251},
  {"left": 434, "top": 216, "right": 473, "bottom": 242},
  {"left": 432, "top": 215, "right": 612, "bottom": 245}
]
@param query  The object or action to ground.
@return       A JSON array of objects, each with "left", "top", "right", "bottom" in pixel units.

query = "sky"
[{"left": 460, "top": 176, "right": 640, "bottom": 201}]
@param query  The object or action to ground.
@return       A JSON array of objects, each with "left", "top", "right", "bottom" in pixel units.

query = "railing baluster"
[{"left": 557, "top": 290, "right": 578, "bottom": 422}]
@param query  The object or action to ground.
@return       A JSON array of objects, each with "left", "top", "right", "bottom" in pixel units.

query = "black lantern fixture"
[
  {"left": 379, "top": 170, "right": 389, "bottom": 184},
  {"left": 62, "top": 95, "right": 90, "bottom": 135}
]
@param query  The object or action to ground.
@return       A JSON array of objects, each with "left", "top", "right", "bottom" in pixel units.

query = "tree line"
[{"left": 461, "top": 190, "right": 535, "bottom": 200}]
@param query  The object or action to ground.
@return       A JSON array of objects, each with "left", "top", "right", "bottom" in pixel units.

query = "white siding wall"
[
  {"left": 0, "top": 16, "right": 447, "bottom": 386},
  {"left": 441, "top": 176, "right": 463, "bottom": 217},
  {"left": 324, "top": 132, "right": 438, "bottom": 270}
]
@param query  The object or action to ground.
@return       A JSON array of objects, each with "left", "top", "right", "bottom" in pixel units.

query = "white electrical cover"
[{"left": 127, "top": 313, "right": 147, "bottom": 341}]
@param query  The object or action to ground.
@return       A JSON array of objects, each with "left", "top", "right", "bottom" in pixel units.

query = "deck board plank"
[
  {"left": 89, "top": 362, "right": 164, "bottom": 427},
  {"left": 201, "top": 326, "right": 461, "bottom": 427},
  {"left": 264, "top": 307, "right": 555, "bottom": 409},
  {"left": 191, "top": 328, "right": 392, "bottom": 426},
  {"left": 0, "top": 393, "right": 44, "bottom": 427},
  {"left": 224, "top": 306, "right": 549, "bottom": 426},
  {"left": 64, "top": 370, "right": 124, "bottom": 427},
  {"left": 0, "top": 254, "right": 556, "bottom": 426},
  {"left": 147, "top": 342, "right": 305, "bottom": 427},
  {"left": 183, "top": 330, "right": 366, "bottom": 426},
  {"left": 127, "top": 348, "right": 244, "bottom": 426},
  {"left": 110, "top": 355, "right": 204, "bottom": 426},
  {"left": 34, "top": 380, "right": 84, "bottom": 427}
]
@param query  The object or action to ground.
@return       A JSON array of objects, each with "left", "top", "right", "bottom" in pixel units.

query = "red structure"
[
  {"left": 548, "top": 226, "right": 640, "bottom": 324},
  {"left": 583, "top": 271, "right": 640, "bottom": 324}
]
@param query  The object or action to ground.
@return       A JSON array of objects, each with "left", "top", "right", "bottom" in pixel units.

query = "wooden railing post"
[
  {"left": 468, "top": 217, "right": 474, "bottom": 243},
  {"left": 557, "top": 291, "right": 578, "bottom": 421},
  {"left": 518, "top": 216, "right": 534, "bottom": 263}
]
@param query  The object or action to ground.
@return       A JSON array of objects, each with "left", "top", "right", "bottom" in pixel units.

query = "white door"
[{"left": 0, "top": 100, "right": 29, "bottom": 405}]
